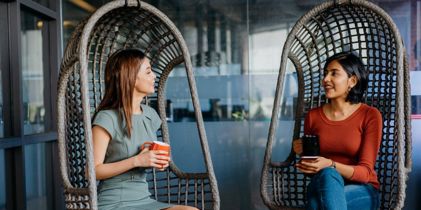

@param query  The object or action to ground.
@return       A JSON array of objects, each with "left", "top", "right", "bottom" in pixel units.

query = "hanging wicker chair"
[
  {"left": 57, "top": 1, "right": 220, "bottom": 209},
  {"left": 260, "top": 0, "right": 411, "bottom": 209}
]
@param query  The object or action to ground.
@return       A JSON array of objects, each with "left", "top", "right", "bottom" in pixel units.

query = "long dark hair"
[
  {"left": 93, "top": 49, "right": 146, "bottom": 137},
  {"left": 324, "top": 52, "right": 368, "bottom": 104}
]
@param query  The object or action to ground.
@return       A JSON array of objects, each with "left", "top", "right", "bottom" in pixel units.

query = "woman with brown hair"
[{"left": 92, "top": 49, "right": 197, "bottom": 210}]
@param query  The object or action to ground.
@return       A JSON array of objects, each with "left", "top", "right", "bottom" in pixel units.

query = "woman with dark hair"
[
  {"left": 293, "top": 52, "right": 382, "bottom": 210},
  {"left": 92, "top": 49, "right": 197, "bottom": 210}
]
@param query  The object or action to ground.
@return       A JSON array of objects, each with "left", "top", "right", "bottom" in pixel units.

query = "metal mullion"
[
  {"left": 0, "top": 131, "right": 57, "bottom": 149},
  {"left": 43, "top": 0, "right": 61, "bottom": 132},
  {"left": 19, "top": 0, "right": 57, "bottom": 20},
  {"left": 8, "top": 1, "right": 26, "bottom": 210},
  {"left": 9, "top": 0, "right": 22, "bottom": 140},
  {"left": 5, "top": 146, "right": 25, "bottom": 210},
  {"left": 48, "top": 0, "right": 62, "bottom": 208},
  {"left": 46, "top": 5, "right": 63, "bottom": 207},
  {"left": 41, "top": 17, "right": 52, "bottom": 134},
  {"left": 44, "top": 142, "right": 54, "bottom": 210},
  {"left": 22, "top": 131, "right": 57, "bottom": 143},
  {"left": 47, "top": 18, "right": 60, "bottom": 132},
  {"left": 0, "top": 137, "right": 21, "bottom": 148},
  {"left": 1, "top": 4, "right": 15, "bottom": 210},
  {"left": 51, "top": 141, "right": 65, "bottom": 210},
  {"left": 0, "top": 2, "right": 12, "bottom": 139}
]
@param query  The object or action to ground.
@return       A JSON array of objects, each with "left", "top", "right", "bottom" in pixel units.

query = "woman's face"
[
  {"left": 134, "top": 58, "right": 156, "bottom": 96},
  {"left": 322, "top": 60, "right": 356, "bottom": 101}
]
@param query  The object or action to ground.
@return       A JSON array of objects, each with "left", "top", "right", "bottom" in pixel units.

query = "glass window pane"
[
  {"left": 415, "top": 39, "right": 420, "bottom": 71},
  {"left": 60, "top": 0, "right": 420, "bottom": 209},
  {"left": 21, "top": 11, "right": 47, "bottom": 135},
  {"left": 62, "top": 0, "right": 102, "bottom": 47},
  {"left": 25, "top": 143, "right": 48, "bottom": 210},
  {"left": 0, "top": 149, "right": 5, "bottom": 210}
]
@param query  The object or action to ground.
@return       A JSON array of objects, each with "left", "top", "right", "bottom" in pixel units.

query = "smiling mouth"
[{"left": 324, "top": 86, "right": 335, "bottom": 93}]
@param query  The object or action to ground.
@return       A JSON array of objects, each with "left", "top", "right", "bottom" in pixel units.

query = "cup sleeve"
[{"left": 92, "top": 111, "right": 116, "bottom": 139}]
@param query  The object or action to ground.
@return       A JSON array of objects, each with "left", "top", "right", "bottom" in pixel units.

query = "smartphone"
[{"left": 300, "top": 156, "right": 318, "bottom": 161}]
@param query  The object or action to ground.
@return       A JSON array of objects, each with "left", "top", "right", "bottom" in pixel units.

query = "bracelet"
[{"left": 330, "top": 159, "right": 336, "bottom": 169}]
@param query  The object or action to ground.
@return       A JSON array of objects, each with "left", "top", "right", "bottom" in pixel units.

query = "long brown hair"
[{"left": 93, "top": 49, "right": 146, "bottom": 137}]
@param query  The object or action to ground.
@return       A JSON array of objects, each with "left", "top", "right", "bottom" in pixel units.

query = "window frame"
[{"left": 0, "top": 0, "right": 62, "bottom": 209}]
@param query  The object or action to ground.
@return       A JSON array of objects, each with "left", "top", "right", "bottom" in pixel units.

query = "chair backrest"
[
  {"left": 260, "top": 0, "right": 412, "bottom": 209},
  {"left": 57, "top": 1, "right": 220, "bottom": 209}
]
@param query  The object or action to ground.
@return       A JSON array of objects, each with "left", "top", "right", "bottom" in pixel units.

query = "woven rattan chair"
[
  {"left": 57, "top": 1, "right": 220, "bottom": 209},
  {"left": 260, "top": 0, "right": 411, "bottom": 209}
]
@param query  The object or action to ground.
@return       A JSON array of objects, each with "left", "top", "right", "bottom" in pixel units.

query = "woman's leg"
[
  {"left": 163, "top": 205, "right": 199, "bottom": 210},
  {"left": 306, "top": 167, "right": 347, "bottom": 210},
  {"left": 345, "top": 184, "right": 379, "bottom": 210}
]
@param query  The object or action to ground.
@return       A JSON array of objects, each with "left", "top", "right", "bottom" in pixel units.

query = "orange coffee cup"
[
  {"left": 141, "top": 141, "right": 170, "bottom": 168},
  {"left": 141, "top": 141, "right": 171, "bottom": 157}
]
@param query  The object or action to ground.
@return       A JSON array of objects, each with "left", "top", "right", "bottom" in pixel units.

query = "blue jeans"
[{"left": 306, "top": 168, "right": 379, "bottom": 210}]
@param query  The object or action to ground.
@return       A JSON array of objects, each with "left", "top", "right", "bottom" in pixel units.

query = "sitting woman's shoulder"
[
  {"left": 360, "top": 103, "right": 380, "bottom": 112},
  {"left": 360, "top": 103, "right": 382, "bottom": 120},
  {"left": 96, "top": 109, "right": 119, "bottom": 118},
  {"left": 93, "top": 109, "right": 120, "bottom": 125},
  {"left": 308, "top": 106, "right": 323, "bottom": 114}
]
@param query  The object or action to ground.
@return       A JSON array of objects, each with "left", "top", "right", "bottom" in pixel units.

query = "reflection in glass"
[
  {"left": 25, "top": 143, "right": 48, "bottom": 210},
  {"left": 272, "top": 69, "right": 298, "bottom": 162},
  {"left": 59, "top": 0, "right": 421, "bottom": 209},
  {"left": 62, "top": 0, "right": 101, "bottom": 47},
  {"left": 412, "top": 96, "right": 421, "bottom": 115},
  {"left": 166, "top": 74, "right": 249, "bottom": 122},
  {"left": 0, "top": 150, "right": 5, "bottom": 210},
  {"left": 415, "top": 39, "right": 421, "bottom": 71},
  {"left": 21, "top": 11, "right": 46, "bottom": 135},
  {"left": 156, "top": 0, "right": 249, "bottom": 123}
]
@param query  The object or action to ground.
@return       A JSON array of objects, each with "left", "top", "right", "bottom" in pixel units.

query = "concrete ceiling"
[{"left": 63, "top": 0, "right": 409, "bottom": 33}]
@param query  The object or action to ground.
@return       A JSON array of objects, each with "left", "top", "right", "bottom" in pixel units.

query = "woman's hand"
[
  {"left": 133, "top": 148, "right": 170, "bottom": 170},
  {"left": 295, "top": 156, "right": 333, "bottom": 174},
  {"left": 292, "top": 139, "right": 303, "bottom": 155}
]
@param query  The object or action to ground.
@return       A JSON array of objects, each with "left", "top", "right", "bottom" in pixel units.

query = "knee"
[
  {"left": 317, "top": 167, "right": 339, "bottom": 177},
  {"left": 181, "top": 206, "right": 199, "bottom": 210},
  {"left": 314, "top": 167, "right": 343, "bottom": 185},
  {"left": 166, "top": 205, "right": 199, "bottom": 210}
]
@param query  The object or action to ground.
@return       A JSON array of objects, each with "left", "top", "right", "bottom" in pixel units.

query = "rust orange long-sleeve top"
[{"left": 304, "top": 103, "right": 382, "bottom": 189}]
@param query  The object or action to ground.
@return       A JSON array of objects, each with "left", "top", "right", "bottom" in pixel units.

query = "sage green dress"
[{"left": 93, "top": 104, "right": 173, "bottom": 210}]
